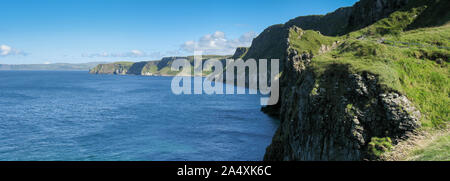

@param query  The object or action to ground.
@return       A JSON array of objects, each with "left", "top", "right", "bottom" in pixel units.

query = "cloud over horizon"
[
  {"left": 0, "top": 44, "right": 27, "bottom": 57},
  {"left": 82, "top": 31, "right": 257, "bottom": 60},
  {"left": 181, "top": 31, "right": 257, "bottom": 55},
  {"left": 82, "top": 50, "right": 162, "bottom": 59}
]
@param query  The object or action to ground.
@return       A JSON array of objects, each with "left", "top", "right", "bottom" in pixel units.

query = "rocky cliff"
[
  {"left": 258, "top": 0, "right": 449, "bottom": 160},
  {"left": 89, "top": 62, "right": 133, "bottom": 75},
  {"left": 89, "top": 55, "right": 230, "bottom": 76},
  {"left": 264, "top": 40, "right": 421, "bottom": 160}
]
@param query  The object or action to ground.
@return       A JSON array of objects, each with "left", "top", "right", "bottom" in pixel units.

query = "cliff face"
[
  {"left": 89, "top": 62, "right": 132, "bottom": 75},
  {"left": 283, "top": 0, "right": 411, "bottom": 36},
  {"left": 259, "top": 0, "right": 448, "bottom": 160},
  {"left": 89, "top": 55, "right": 230, "bottom": 76},
  {"left": 345, "top": 0, "right": 410, "bottom": 32},
  {"left": 127, "top": 61, "right": 149, "bottom": 75},
  {"left": 264, "top": 46, "right": 421, "bottom": 160}
]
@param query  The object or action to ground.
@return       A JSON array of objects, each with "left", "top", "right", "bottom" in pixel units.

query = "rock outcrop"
[
  {"left": 89, "top": 62, "right": 132, "bottom": 75},
  {"left": 258, "top": 0, "right": 435, "bottom": 160},
  {"left": 264, "top": 47, "right": 421, "bottom": 160},
  {"left": 89, "top": 55, "right": 231, "bottom": 76},
  {"left": 346, "top": 0, "right": 410, "bottom": 32}
]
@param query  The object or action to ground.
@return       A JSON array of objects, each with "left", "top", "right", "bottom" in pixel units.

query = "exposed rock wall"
[
  {"left": 253, "top": 0, "right": 427, "bottom": 161},
  {"left": 89, "top": 63, "right": 130, "bottom": 75},
  {"left": 264, "top": 48, "right": 421, "bottom": 160},
  {"left": 232, "top": 47, "right": 249, "bottom": 59},
  {"left": 346, "top": 0, "right": 410, "bottom": 32},
  {"left": 127, "top": 61, "right": 148, "bottom": 75},
  {"left": 89, "top": 55, "right": 231, "bottom": 76}
]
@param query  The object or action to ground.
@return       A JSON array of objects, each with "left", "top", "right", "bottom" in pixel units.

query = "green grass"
[
  {"left": 89, "top": 61, "right": 135, "bottom": 74},
  {"left": 347, "top": 0, "right": 429, "bottom": 38},
  {"left": 310, "top": 40, "right": 449, "bottom": 128},
  {"left": 283, "top": 0, "right": 449, "bottom": 160},
  {"left": 309, "top": 39, "right": 405, "bottom": 90},
  {"left": 287, "top": 9, "right": 449, "bottom": 128},
  {"left": 289, "top": 27, "right": 338, "bottom": 54},
  {"left": 142, "top": 64, "right": 158, "bottom": 74},
  {"left": 394, "top": 56, "right": 449, "bottom": 127},
  {"left": 368, "top": 137, "right": 393, "bottom": 157},
  {"left": 386, "top": 24, "right": 450, "bottom": 48},
  {"left": 287, "top": 5, "right": 449, "bottom": 128},
  {"left": 112, "top": 61, "right": 135, "bottom": 66},
  {"left": 409, "top": 133, "right": 450, "bottom": 161}
]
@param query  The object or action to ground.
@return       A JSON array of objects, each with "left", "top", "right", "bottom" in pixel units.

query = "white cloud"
[
  {"left": 0, "top": 44, "right": 26, "bottom": 56},
  {"left": 130, "top": 50, "right": 144, "bottom": 56},
  {"left": 83, "top": 31, "right": 257, "bottom": 59},
  {"left": 83, "top": 50, "right": 157, "bottom": 58},
  {"left": 181, "top": 31, "right": 257, "bottom": 55}
]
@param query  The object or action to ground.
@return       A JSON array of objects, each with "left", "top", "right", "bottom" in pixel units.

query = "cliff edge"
[{"left": 259, "top": 0, "right": 449, "bottom": 160}]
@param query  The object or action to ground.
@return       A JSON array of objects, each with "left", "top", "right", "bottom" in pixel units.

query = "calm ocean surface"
[{"left": 0, "top": 71, "right": 278, "bottom": 161}]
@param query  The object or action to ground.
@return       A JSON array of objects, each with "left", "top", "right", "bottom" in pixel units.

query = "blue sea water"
[{"left": 0, "top": 71, "right": 278, "bottom": 161}]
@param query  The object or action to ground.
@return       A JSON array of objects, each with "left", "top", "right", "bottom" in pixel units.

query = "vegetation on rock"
[
  {"left": 368, "top": 137, "right": 393, "bottom": 158},
  {"left": 263, "top": 0, "right": 449, "bottom": 160}
]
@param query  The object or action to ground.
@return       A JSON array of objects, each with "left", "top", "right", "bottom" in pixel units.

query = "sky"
[{"left": 0, "top": 0, "right": 359, "bottom": 64}]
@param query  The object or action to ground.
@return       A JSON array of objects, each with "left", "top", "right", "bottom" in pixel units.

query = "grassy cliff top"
[
  {"left": 283, "top": 0, "right": 449, "bottom": 160},
  {"left": 287, "top": 1, "right": 449, "bottom": 128},
  {"left": 111, "top": 61, "right": 135, "bottom": 66}
]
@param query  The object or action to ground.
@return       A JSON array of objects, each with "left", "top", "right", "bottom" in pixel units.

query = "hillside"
[
  {"left": 258, "top": 0, "right": 449, "bottom": 160},
  {"left": 89, "top": 55, "right": 230, "bottom": 76}
]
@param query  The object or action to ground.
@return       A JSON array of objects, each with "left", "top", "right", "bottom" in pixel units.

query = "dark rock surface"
[
  {"left": 264, "top": 49, "right": 421, "bottom": 160},
  {"left": 248, "top": 0, "right": 429, "bottom": 161},
  {"left": 232, "top": 47, "right": 249, "bottom": 59}
]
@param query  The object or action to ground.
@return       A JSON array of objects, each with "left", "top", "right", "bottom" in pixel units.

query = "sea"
[{"left": 0, "top": 71, "right": 278, "bottom": 161}]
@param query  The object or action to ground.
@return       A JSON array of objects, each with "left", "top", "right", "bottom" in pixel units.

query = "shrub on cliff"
[{"left": 368, "top": 137, "right": 393, "bottom": 158}]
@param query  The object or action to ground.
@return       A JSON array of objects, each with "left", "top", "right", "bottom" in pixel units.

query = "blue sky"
[{"left": 0, "top": 0, "right": 358, "bottom": 64}]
